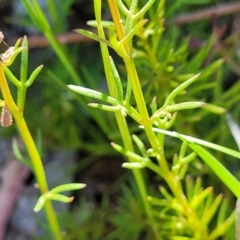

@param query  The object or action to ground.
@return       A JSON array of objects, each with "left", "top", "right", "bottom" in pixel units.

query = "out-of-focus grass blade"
[
  {"left": 187, "top": 142, "right": 240, "bottom": 199},
  {"left": 142, "top": 126, "right": 240, "bottom": 159}
]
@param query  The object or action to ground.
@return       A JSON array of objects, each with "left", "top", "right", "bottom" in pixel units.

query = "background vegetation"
[{"left": 0, "top": 0, "right": 240, "bottom": 239}]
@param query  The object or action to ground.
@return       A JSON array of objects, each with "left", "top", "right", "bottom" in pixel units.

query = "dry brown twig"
[
  {"left": 174, "top": 1, "right": 240, "bottom": 25},
  {"left": 8, "top": 31, "right": 93, "bottom": 49}
]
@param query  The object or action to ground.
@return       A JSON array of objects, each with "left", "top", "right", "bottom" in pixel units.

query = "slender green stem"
[
  {"left": 106, "top": 1, "right": 161, "bottom": 239},
  {"left": 16, "top": 116, "right": 62, "bottom": 240},
  {"left": 0, "top": 66, "right": 62, "bottom": 240},
  {"left": 16, "top": 117, "right": 48, "bottom": 190},
  {"left": 124, "top": 57, "right": 162, "bottom": 152},
  {"left": 44, "top": 201, "right": 62, "bottom": 240},
  {"left": 97, "top": 8, "right": 145, "bottom": 211}
]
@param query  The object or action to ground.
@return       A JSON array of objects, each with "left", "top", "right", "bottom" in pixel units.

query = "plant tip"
[{"left": 69, "top": 196, "right": 74, "bottom": 202}]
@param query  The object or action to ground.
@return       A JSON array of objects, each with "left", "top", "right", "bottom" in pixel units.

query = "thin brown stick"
[
  {"left": 175, "top": 2, "right": 240, "bottom": 25},
  {"left": 8, "top": 31, "right": 93, "bottom": 49}
]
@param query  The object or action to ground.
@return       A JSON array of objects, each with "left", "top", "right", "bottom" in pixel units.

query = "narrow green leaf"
[
  {"left": 20, "top": 35, "right": 29, "bottom": 83},
  {"left": 74, "top": 29, "right": 112, "bottom": 47},
  {"left": 198, "top": 58, "right": 224, "bottom": 80},
  {"left": 67, "top": 85, "right": 119, "bottom": 105},
  {"left": 202, "top": 103, "right": 226, "bottom": 114},
  {"left": 134, "top": 0, "right": 156, "bottom": 20},
  {"left": 31, "top": 0, "right": 50, "bottom": 32},
  {"left": 162, "top": 73, "right": 200, "bottom": 108},
  {"left": 12, "top": 138, "right": 31, "bottom": 167},
  {"left": 145, "top": 127, "right": 240, "bottom": 159},
  {"left": 125, "top": 78, "right": 132, "bottom": 103},
  {"left": 132, "top": 134, "right": 147, "bottom": 156},
  {"left": 88, "top": 103, "right": 122, "bottom": 112},
  {"left": 51, "top": 183, "right": 86, "bottom": 194},
  {"left": 179, "top": 164, "right": 188, "bottom": 179},
  {"left": 25, "top": 65, "right": 43, "bottom": 87},
  {"left": 188, "top": 143, "right": 240, "bottom": 199},
  {"left": 178, "top": 152, "right": 197, "bottom": 165},
  {"left": 190, "top": 187, "right": 212, "bottom": 209},
  {"left": 109, "top": 56, "right": 123, "bottom": 101},
  {"left": 14, "top": 37, "right": 23, "bottom": 49},
  {"left": 112, "top": 143, "right": 162, "bottom": 175},
  {"left": 152, "top": 102, "right": 203, "bottom": 121},
  {"left": 111, "top": 142, "right": 146, "bottom": 163},
  {"left": 179, "top": 141, "right": 188, "bottom": 159},
  {"left": 164, "top": 101, "right": 204, "bottom": 112},
  {"left": 20, "top": 0, "right": 40, "bottom": 30},
  {"left": 122, "top": 162, "right": 146, "bottom": 169},
  {"left": 116, "top": 0, "right": 129, "bottom": 16},
  {"left": 159, "top": 186, "right": 173, "bottom": 200},
  {"left": 120, "top": 19, "right": 148, "bottom": 46},
  {"left": 208, "top": 209, "right": 235, "bottom": 239},
  {"left": 217, "top": 198, "right": 229, "bottom": 225},
  {"left": 3, "top": 67, "right": 20, "bottom": 87},
  {"left": 193, "top": 177, "right": 202, "bottom": 197},
  {"left": 185, "top": 176, "right": 194, "bottom": 201},
  {"left": 164, "top": 112, "right": 177, "bottom": 129},
  {"left": 34, "top": 195, "right": 45, "bottom": 212},
  {"left": 150, "top": 96, "right": 157, "bottom": 115},
  {"left": 147, "top": 196, "right": 169, "bottom": 207},
  {"left": 125, "top": 104, "right": 141, "bottom": 122},
  {"left": 48, "top": 194, "right": 74, "bottom": 203},
  {"left": 202, "top": 194, "right": 223, "bottom": 225},
  {"left": 87, "top": 20, "right": 114, "bottom": 28},
  {"left": 203, "top": 189, "right": 214, "bottom": 217}
]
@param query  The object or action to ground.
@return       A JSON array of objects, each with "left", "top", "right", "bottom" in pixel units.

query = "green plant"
[
  {"left": 1, "top": 0, "right": 240, "bottom": 239},
  {"left": 0, "top": 36, "right": 85, "bottom": 240},
  {"left": 67, "top": 0, "right": 240, "bottom": 239}
]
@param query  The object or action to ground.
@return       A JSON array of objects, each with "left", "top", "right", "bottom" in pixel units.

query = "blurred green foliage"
[{"left": 2, "top": 0, "right": 240, "bottom": 239}]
